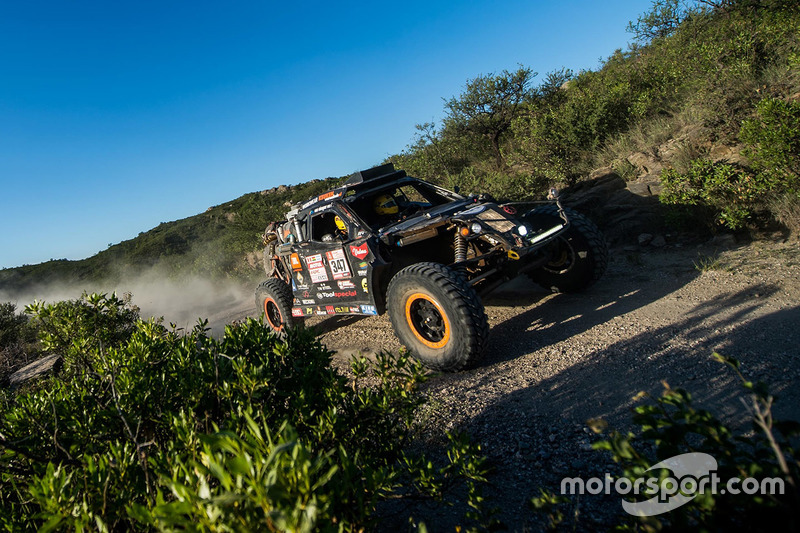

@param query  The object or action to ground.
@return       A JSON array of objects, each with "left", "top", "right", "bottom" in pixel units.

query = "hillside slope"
[{"left": 0, "top": 177, "right": 340, "bottom": 299}]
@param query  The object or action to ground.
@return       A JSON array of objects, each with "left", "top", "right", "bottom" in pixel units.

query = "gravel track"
[{"left": 223, "top": 238, "right": 800, "bottom": 530}]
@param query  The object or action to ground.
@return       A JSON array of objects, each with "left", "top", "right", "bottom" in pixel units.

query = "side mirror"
[{"left": 453, "top": 185, "right": 461, "bottom": 194}]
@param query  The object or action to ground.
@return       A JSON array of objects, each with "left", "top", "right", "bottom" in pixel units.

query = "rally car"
[{"left": 256, "top": 163, "right": 607, "bottom": 371}]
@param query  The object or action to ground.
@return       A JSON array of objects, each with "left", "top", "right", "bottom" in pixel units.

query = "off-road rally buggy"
[{"left": 256, "top": 164, "right": 608, "bottom": 371}]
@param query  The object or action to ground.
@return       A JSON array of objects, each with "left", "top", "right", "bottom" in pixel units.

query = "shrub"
[
  {"left": 0, "top": 294, "right": 493, "bottom": 531},
  {"left": 741, "top": 97, "right": 800, "bottom": 231},
  {"left": 25, "top": 292, "right": 139, "bottom": 375},
  {"left": 0, "top": 303, "right": 40, "bottom": 385},
  {"left": 660, "top": 159, "right": 772, "bottom": 229}
]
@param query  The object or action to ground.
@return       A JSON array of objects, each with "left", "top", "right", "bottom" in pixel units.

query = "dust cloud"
[{"left": 0, "top": 270, "right": 258, "bottom": 336}]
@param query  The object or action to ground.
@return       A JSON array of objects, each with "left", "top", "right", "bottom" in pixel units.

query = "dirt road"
[{"left": 224, "top": 238, "right": 800, "bottom": 529}]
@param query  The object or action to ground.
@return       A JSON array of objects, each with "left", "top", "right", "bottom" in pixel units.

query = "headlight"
[
  {"left": 517, "top": 224, "right": 529, "bottom": 236},
  {"left": 470, "top": 222, "right": 482, "bottom": 234}
]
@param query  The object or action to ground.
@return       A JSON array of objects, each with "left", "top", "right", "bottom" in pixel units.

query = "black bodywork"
[{"left": 262, "top": 164, "right": 572, "bottom": 319}]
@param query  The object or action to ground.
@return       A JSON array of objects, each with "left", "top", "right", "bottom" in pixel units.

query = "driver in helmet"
[
  {"left": 373, "top": 193, "right": 400, "bottom": 222},
  {"left": 334, "top": 215, "right": 348, "bottom": 238},
  {"left": 322, "top": 214, "right": 349, "bottom": 242}
]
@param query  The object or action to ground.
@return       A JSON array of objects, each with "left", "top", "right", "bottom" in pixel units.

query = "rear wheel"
[
  {"left": 387, "top": 262, "right": 488, "bottom": 371},
  {"left": 524, "top": 205, "right": 608, "bottom": 293},
  {"left": 255, "top": 278, "right": 296, "bottom": 334}
]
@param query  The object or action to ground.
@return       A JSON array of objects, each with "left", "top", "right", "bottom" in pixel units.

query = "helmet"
[
  {"left": 373, "top": 194, "right": 399, "bottom": 215},
  {"left": 334, "top": 215, "right": 347, "bottom": 233}
]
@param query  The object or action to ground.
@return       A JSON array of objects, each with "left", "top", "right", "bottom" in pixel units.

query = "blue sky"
[{"left": 0, "top": 0, "right": 647, "bottom": 269}]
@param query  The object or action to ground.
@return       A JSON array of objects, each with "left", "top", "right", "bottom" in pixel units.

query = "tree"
[
  {"left": 626, "top": 0, "right": 690, "bottom": 43},
  {"left": 443, "top": 67, "right": 536, "bottom": 169}
]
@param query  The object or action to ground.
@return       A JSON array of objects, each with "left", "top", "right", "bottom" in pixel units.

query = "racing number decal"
[{"left": 325, "top": 249, "right": 351, "bottom": 280}]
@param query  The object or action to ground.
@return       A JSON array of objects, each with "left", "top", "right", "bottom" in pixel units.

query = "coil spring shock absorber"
[{"left": 454, "top": 232, "right": 467, "bottom": 263}]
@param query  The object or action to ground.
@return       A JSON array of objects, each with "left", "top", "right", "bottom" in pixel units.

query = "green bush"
[
  {"left": 741, "top": 97, "right": 800, "bottom": 230},
  {"left": 660, "top": 159, "right": 771, "bottom": 229},
  {"left": 0, "top": 294, "right": 494, "bottom": 531},
  {"left": 660, "top": 97, "right": 800, "bottom": 232},
  {"left": 0, "top": 303, "right": 40, "bottom": 385}
]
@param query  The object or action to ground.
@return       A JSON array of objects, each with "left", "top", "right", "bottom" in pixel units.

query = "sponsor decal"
[
  {"left": 350, "top": 243, "right": 369, "bottom": 260},
  {"left": 358, "top": 261, "right": 368, "bottom": 269},
  {"left": 302, "top": 290, "right": 310, "bottom": 298},
  {"left": 293, "top": 298, "right": 300, "bottom": 306},
  {"left": 360, "top": 304, "right": 378, "bottom": 315},
  {"left": 326, "top": 249, "right": 352, "bottom": 280},
  {"left": 290, "top": 253, "right": 303, "bottom": 271},
  {"left": 334, "top": 306, "right": 349, "bottom": 313},
  {"left": 361, "top": 278, "right": 368, "bottom": 293},
  {"left": 291, "top": 279, "right": 298, "bottom": 291},
  {"left": 357, "top": 269, "right": 368, "bottom": 277},
  {"left": 291, "top": 308, "right": 304, "bottom": 317},
  {"left": 317, "top": 291, "right": 335, "bottom": 299},
  {"left": 295, "top": 272, "right": 305, "bottom": 285},
  {"left": 317, "top": 283, "right": 332, "bottom": 290},
  {"left": 335, "top": 290, "right": 357, "bottom": 298},
  {"left": 337, "top": 280, "right": 355, "bottom": 289},
  {"left": 502, "top": 205, "right": 517, "bottom": 215},
  {"left": 349, "top": 306, "right": 361, "bottom": 314},
  {"left": 305, "top": 254, "right": 329, "bottom": 283},
  {"left": 318, "top": 191, "right": 336, "bottom": 201},
  {"left": 301, "top": 299, "right": 315, "bottom": 305},
  {"left": 305, "top": 307, "right": 314, "bottom": 316},
  {"left": 315, "top": 309, "right": 328, "bottom": 316},
  {"left": 310, "top": 204, "right": 331, "bottom": 214},
  {"left": 326, "top": 305, "right": 335, "bottom": 314}
]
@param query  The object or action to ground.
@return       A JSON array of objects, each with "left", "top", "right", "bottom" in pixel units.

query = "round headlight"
[
  {"left": 517, "top": 224, "right": 529, "bottom": 236},
  {"left": 470, "top": 222, "right": 482, "bottom": 234}
]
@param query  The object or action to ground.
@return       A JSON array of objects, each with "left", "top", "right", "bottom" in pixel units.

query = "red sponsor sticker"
[
  {"left": 326, "top": 305, "right": 335, "bottom": 314},
  {"left": 291, "top": 308, "right": 304, "bottom": 317},
  {"left": 350, "top": 243, "right": 368, "bottom": 259}
]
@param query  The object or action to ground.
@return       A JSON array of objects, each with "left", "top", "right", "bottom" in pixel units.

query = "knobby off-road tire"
[
  {"left": 387, "top": 262, "right": 489, "bottom": 371},
  {"left": 524, "top": 205, "right": 608, "bottom": 293},
  {"left": 255, "top": 278, "right": 296, "bottom": 335}
]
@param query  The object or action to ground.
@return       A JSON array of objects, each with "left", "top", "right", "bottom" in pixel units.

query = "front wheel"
[
  {"left": 524, "top": 206, "right": 608, "bottom": 293},
  {"left": 255, "top": 278, "right": 296, "bottom": 335},
  {"left": 387, "top": 262, "right": 489, "bottom": 371}
]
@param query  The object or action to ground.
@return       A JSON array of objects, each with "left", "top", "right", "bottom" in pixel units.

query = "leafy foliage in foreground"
[{"left": 0, "top": 294, "right": 493, "bottom": 531}]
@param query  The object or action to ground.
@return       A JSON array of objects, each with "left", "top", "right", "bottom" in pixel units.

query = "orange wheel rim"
[
  {"left": 263, "top": 297, "right": 283, "bottom": 331},
  {"left": 404, "top": 293, "right": 450, "bottom": 349}
]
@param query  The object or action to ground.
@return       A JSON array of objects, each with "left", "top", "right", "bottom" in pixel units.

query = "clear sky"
[{"left": 0, "top": 0, "right": 647, "bottom": 269}]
